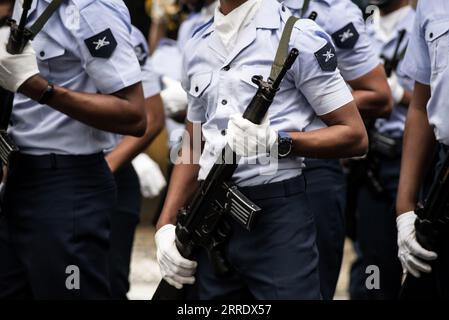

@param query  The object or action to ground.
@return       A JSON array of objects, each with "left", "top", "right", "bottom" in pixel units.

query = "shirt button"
[
  {"left": 221, "top": 99, "right": 228, "bottom": 105},
  {"left": 221, "top": 129, "right": 226, "bottom": 136},
  {"left": 195, "top": 86, "right": 199, "bottom": 92},
  {"left": 40, "top": 51, "right": 45, "bottom": 57},
  {"left": 281, "top": 5, "right": 286, "bottom": 12},
  {"left": 429, "top": 32, "right": 434, "bottom": 39},
  {"left": 222, "top": 65, "right": 230, "bottom": 71}
]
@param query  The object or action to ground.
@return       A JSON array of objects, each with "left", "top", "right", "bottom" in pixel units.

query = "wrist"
[{"left": 17, "top": 74, "right": 48, "bottom": 101}]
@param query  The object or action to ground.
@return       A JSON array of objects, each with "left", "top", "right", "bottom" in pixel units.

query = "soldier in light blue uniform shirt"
[
  {"left": 106, "top": 25, "right": 165, "bottom": 300},
  {"left": 280, "top": 0, "right": 392, "bottom": 299},
  {"left": 154, "top": 0, "right": 368, "bottom": 299},
  {"left": 177, "top": 0, "right": 217, "bottom": 50},
  {"left": 349, "top": 0, "right": 415, "bottom": 300},
  {"left": 395, "top": 0, "right": 449, "bottom": 299},
  {"left": 0, "top": 0, "right": 146, "bottom": 299}
]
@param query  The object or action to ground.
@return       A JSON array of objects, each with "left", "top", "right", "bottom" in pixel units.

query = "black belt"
[
  {"left": 9, "top": 152, "right": 104, "bottom": 169},
  {"left": 238, "top": 175, "right": 306, "bottom": 201}
]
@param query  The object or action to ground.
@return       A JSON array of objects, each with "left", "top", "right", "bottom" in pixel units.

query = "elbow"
[
  {"left": 133, "top": 117, "right": 147, "bottom": 137},
  {"left": 127, "top": 109, "right": 147, "bottom": 137}
]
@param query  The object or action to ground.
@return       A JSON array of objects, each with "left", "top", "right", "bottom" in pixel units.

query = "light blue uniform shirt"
[
  {"left": 183, "top": 0, "right": 354, "bottom": 187},
  {"left": 108, "top": 26, "right": 162, "bottom": 150},
  {"left": 281, "top": 0, "right": 379, "bottom": 132},
  {"left": 10, "top": 0, "right": 142, "bottom": 155},
  {"left": 152, "top": 38, "right": 183, "bottom": 81},
  {"left": 400, "top": 0, "right": 449, "bottom": 146},
  {"left": 370, "top": 6, "right": 415, "bottom": 137}
]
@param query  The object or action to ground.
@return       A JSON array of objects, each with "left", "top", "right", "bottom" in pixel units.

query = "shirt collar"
[
  {"left": 281, "top": 0, "right": 304, "bottom": 11},
  {"left": 200, "top": 0, "right": 284, "bottom": 38}
]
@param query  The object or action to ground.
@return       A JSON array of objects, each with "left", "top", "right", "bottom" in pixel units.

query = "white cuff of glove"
[
  {"left": 396, "top": 211, "right": 438, "bottom": 278},
  {"left": 155, "top": 224, "right": 197, "bottom": 289},
  {"left": 0, "top": 29, "right": 40, "bottom": 93},
  {"left": 132, "top": 153, "right": 167, "bottom": 198},
  {"left": 226, "top": 113, "right": 277, "bottom": 158},
  {"left": 160, "top": 77, "right": 188, "bottom": 116},
  {"left": 388, "top": 74, "right": 405, "bottom": 105}
]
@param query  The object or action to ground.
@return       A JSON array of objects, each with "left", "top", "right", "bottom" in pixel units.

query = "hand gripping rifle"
[
  {"left": 400, "top": 148, "right": 449, "bottom": 299},
  {"left": 152, "top": 17, "right": 300, "bottom": 300},
  {"left": 0, "top": 0, "right": 63, "bottom": 166}
]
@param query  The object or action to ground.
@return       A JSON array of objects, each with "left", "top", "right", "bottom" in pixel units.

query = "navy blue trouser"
[
  {"left": 187, "top": 175, "right": 321, "bottom": 300},
  {"left": 0, "top": 153, "right": 116, "bottom": 299},
  {"left": 108, "top": 163, "right": 141, "bottom": 300},
  {"left": 349, "top": 154, "right": 402, "bottom": 300},
  {"left": 303, "top": 158, "right": 346, "bottom": 300}
]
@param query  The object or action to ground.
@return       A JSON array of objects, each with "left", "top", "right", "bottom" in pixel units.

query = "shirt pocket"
[
  {"left": 189, "top": 72, "right": 213, "bottom": 98},
  {"left": 33, "top": 36, "right": 66, "bottom": 81},
  {"left": 239, "top": 66, "right": 270, "bottom": 91},
  {"left": 425, "top": 20, "right": 449, "bottom": 76}
]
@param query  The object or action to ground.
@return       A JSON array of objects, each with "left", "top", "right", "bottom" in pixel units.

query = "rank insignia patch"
[
  {"left": 84, "top": 28, "right": 117, "bottom": 59},
  {"left": 315, "top": 42, "right": 338, "bottom": 72},
  {"left": 134, "top": 43, "right": 148, "bottom": 66},
  {"left": 331, "top": 22, "right": 359, "bottom": 49}
]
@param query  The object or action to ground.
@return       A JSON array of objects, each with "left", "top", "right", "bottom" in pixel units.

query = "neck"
[
  {"left": 219, "top": 0, "right": 249, "bottom": 15},
  {"left": 380, "top": 0, "right": 408, "bottom": 16}
]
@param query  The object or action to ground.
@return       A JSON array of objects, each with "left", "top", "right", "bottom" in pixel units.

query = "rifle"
[
  {"left": 400, "top": 147, "right": 449, "bottom": 299},
  {"left": 0, "top": 0, "right": 63, "bottom": 166},
  {"left": 0, "top": 0, "right": 34, "bottom": 165},
  {"left": 383, "top": 29, "right": 406, "bottom": 77},
  {"left": 152, "top": 46, "right": 299, "bottom": 300}
]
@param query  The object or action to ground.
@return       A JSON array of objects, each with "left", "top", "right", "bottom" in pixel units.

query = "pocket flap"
[
  {"left": 33, "top": 35, "right": 65, "bottom": 61},
  {"left": 425, "top": 20, "right": 449, "bottom": 42},
  {"left": 189, "top": 72, "right": 212, "bottom": 97}
]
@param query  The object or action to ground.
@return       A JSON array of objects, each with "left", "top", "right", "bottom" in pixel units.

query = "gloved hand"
[
  {"left": 0, "top": 28, "right": 39, "bottom": 93},
  {"left": 226, "top": 113, "right": 277, "bottom": 158},
  {"left": 388, "top": 73, "right": 405, "bottom": 105},
  {"left": 155, "top": 224, "right": 197, "bottom": 289},
  {"left": 397, "top": 211, "right": 438, "bottom": 278},
  {"left": 132, "top": 153, "right": 167, "bottom": 198},
  {"left": 160, "top": 77, "right": 188, "bottom": 117}
]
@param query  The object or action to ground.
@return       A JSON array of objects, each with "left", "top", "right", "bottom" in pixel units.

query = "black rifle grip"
[{"left": 152, "top": 279, "right": 186, "bottom": 300}]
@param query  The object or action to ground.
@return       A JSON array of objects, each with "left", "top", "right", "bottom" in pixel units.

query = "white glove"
[
  {"left": 155, "top": 224, "right": 197, "bottom": 289},
  {"left": 397, "top": 211, "right": 438, "bottom": 278},
  {"left": 160, "top": 77, "right": 188, "bottom": 116},
  {"left": 226, "top": 113, "right": 277, "bottom": 158},
  {"left": 388, "top": 73, "right": 405, "bottom": 104},
  {"left": 0, "top": 28, "right": 39, "bottom": 93},
  {"left": 132, "top": 153, "right": 167, "bottom": 198}
]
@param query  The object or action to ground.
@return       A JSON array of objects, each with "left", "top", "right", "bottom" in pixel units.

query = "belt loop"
[{"left": 50, "top": 153, "right": 57, "bottom": 169}]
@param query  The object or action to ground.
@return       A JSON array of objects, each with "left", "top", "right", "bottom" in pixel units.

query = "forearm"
[
  {"left": 106, "top": 95, "right": 166, "bottom": 172},
  {"left": 156, "top": 121, "right": 202, "bottom": 229},
  {"left": 290, "top": 125, "right": 367, "bottom": 159},
  {"left": 352, "top": 88, "right": 392, "bottom": 119},
  {"left": 18, "top": 75, "right": 146, "bottom": 137},
  {"left": 290, "top": 102, "right": 368, "bottom": 159},
  {"left": 396, "top": 82, "right": 435, "bottom": 215},
  {"left": 348, "top": 65, "right": 393, "bottom": 120},
  {"left": 156, "top": 162, "right": 201, "bottom": 229}
]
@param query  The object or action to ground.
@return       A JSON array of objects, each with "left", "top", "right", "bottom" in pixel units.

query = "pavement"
[{"left": 127, "top": 225, "right": 357, "bottom": 300}]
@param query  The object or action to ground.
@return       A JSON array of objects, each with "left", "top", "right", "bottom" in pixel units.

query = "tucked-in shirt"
[
  {"left": 10, "top": 0, "right": 142, "bottom": 155},
  {"left": 182, "top": 0, "right": 353, "bottom": 187},
  {"left": 400, "top": 0, "right": 449, "bottom": 146}
]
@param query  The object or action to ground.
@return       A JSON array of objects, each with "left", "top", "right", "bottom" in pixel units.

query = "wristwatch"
[{"left": 277, "top": 131, "right": 293, "bottom": 159}]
